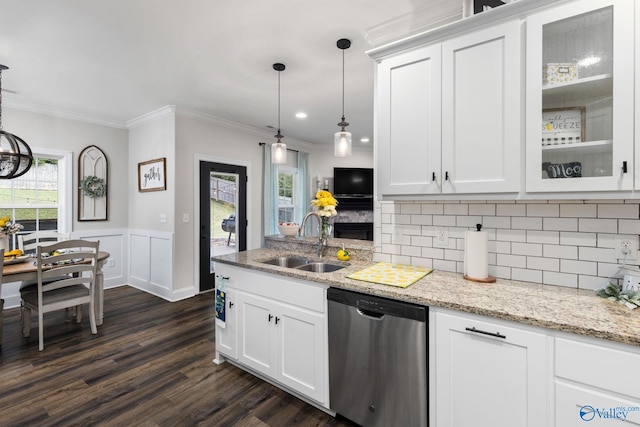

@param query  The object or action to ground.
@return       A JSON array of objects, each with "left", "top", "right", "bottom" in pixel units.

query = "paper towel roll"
[{"left": 464, "top": 229, "right": 488, "bottom": 280}]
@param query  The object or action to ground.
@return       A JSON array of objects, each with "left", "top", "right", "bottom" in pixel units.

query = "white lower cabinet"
[
  {"left": 554, "top": 335, "right": 640, "bottom": 426},
  {"left": 237, "top": 290, "right": 326, "bottom": 403},
  {"left": 213, "top": 263, "right": 328, "bottom": 406},
  {"left": 215, "top": 288, "right": 237, "bottom": 359},
  {"left": 434, "top": 309, "right": 549, "bottom": 427}
]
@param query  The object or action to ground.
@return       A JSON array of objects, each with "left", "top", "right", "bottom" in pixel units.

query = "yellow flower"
[{"left": 311, "top": 190, "right": 338, "bottom": 217}]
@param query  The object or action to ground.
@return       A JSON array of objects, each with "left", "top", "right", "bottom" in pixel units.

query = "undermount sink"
[
  {"left": 295, "top": 262, "right": 347, "bottom": 273},
  {"left": 261, "top": 256, "right": 348, "bottom": 273},
  {"left": 261, "top": 256, "right": 310, "bottom": 268}
]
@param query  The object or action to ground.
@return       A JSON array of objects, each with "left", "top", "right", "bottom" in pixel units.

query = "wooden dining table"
[{"left": 2, "top": 251, "right": 111, "bottom": 325}]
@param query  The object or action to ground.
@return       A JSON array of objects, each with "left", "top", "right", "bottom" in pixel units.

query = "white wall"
[
  {"left": 1, "top": 105, "right": 375, "bottom": 304},
  {"left": 1, "top": 108, "right": 129, "bottom": 307},
  {"left": 128, "top": 107, "right": 176, "bottom": 232},
  {"left": 4, "top": 108, "right": 129, "bottom": 231}
]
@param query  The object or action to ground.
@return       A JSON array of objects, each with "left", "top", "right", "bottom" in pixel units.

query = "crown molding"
[
  {"left": 3, "top": 98, "right": 127, "bottom": 129},
  {"left": 125, "top": 105, "right": 177, "bottom": 129},
  {"left": 175, "top": 107, "right": 317, "bottom": 150}
]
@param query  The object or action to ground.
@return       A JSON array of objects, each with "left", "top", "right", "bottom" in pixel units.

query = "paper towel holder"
[{"left": 463, "top": 223, "right": 497, "bottom": 283}]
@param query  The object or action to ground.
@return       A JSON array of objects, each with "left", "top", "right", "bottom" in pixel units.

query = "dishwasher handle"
[{"left": 356, "top": 308, "right": 385, "bottom": 320}]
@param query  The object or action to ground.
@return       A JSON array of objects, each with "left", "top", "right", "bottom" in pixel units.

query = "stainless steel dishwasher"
[{"left": 328, "top": 288, "right": 428, "bottom": 427}]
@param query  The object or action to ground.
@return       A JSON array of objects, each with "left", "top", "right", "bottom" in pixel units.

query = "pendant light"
[
  {"left": 334, "top": 38, "right": 352, "bottom": 157},
  {"left": 0, "top": 65, "right": 33, "bottom": 179},
  {"left": 271, "top": 63, "right": 286, "bottom": 164}
]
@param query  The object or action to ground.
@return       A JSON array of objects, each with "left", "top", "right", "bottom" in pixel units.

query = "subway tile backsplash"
[{"left": 373, "top": 200, "right": 640, "bottom": 290}]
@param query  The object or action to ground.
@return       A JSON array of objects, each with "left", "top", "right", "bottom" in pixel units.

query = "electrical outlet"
[
  {"left": 434, "top": 227, "right": 449, "bottom": 247},
  {"left": 614, "top": 236, "right": 638, "bottom": 260}
]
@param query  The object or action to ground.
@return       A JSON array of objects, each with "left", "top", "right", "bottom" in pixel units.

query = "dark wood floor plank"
[{"left": 0, "top": 286, "right": 353, "bottom": 427}]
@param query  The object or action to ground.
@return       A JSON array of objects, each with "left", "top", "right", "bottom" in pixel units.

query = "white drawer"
[
  {"left": 556, "top": 336, "right": 640, "bottom": 399},
  {"left": 239, "top": 269, "right": 326, "bottom": 312}
]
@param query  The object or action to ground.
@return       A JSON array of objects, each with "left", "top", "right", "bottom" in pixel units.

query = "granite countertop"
[{"left": 213, "top": 244, "right": 640, "bottom": 347}]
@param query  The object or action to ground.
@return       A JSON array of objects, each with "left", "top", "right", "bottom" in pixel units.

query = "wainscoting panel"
[{"left": 128, "top": 229, "right": 175, "bottom": 300}]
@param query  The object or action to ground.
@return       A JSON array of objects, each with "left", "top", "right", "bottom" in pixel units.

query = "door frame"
[{"left": 193, "top": 154, "right": 252, "bottom": 292}]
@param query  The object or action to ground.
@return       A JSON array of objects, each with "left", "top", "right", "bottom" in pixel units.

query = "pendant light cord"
[
  {"left": 341, "top": 48, "right": 345, "bottom": 121},
  {"left": 0, "top": 66, "right": 4, "bottom": 130},
  {"left": 277, "top": 68, "right": 281, "bottom": 132}
]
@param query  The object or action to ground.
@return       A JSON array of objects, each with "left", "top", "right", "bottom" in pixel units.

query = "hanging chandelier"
[
  {"left": 271, "top": 63, "right": 287, "bottom": 164},
  {"left": 334, "top": 38, "right": 352, "bottom": 157},
  {"left": 0, "top": 65, "right": 33, "bottom": 179}
]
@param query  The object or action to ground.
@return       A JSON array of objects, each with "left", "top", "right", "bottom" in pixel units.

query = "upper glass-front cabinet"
[{"left": 526, "top": 0, "right": 634, "bottom": 193}]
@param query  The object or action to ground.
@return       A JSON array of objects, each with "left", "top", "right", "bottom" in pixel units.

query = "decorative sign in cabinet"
[{"left": 525, "top": 0, "right": 634, "bottom": 192}]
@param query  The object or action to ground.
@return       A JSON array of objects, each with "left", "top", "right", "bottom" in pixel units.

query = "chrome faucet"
[{"left": 298, "top": 211, "right": 327, "bottom": 257}]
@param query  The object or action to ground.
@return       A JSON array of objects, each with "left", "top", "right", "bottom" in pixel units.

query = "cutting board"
[{"left": 347, "top": 262, "right": 433, "bottom": 288}]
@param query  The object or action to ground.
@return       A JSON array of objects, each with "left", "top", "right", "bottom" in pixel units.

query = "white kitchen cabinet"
[
  {"left": 441, "top": 20, "right": 521, "bottom": 194},
  {"left": 214, "top": 264, "right": 239, "bottom": 361},
  {"left": 554, "top": 335, "right": 640, "bottom": 426},
  {"left": 215, "top": 288, "right": 237, "bottom": 359},
  {"left": 376, "top": 44, "right": 442, "bottom": 196},
  {"left": 375, "top": 20, "right": 520, "bottom": 197},
  {"left": 214, "top": 263, "right": 328, "bottom": 406},
  {"left": 237, "top": 289, "right": 326, "bottom": 403},
  {"left": 525, "top": 0, "right": 634, "bottom": 192},
  {"left": 434, "top": 309, "right": 549, "bottom": 427}
]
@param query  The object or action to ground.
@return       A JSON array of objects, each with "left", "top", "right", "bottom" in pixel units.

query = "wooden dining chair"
[
  {"left": 18, "top": 231, "right": 70, "bottom": 254},
  {"left": 17, "top": 231, "right": 72, "bottom": 290},
  {"left": 20, "top": 239, "right": 99, "bottom": 351}
]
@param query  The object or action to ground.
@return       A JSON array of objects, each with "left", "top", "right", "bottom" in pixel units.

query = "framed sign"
[
  {"left": 541, "top": 107, "right": 585, "bottom": 146},
  {"left": 138, "top": 158, "right": 166, "bottom": 192}
]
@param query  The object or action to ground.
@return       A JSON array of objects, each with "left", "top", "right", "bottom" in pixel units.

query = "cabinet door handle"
[
  {"left": 217, "top": 275, "right": 230, "bottom": 280},
  {"left": 432, "top": 172, "right": 436, "bottom": 182},
  {"left": 268, "top": 314, "right": 273, "bottom": 322},
  {"left": 228, "top": 301, "right": 234, "bottom": 308},
  {"left": 275, "top": 316, "right": 280, "bottom": 325},
  {"left": 445, "top": 171, "right": 449, "bottom": 181},
  {"left": 623, "top": 161, "right": 628, "bottom": 173},
  {"left": 465, "top": 326, "right": 506, "bottom": 339}
]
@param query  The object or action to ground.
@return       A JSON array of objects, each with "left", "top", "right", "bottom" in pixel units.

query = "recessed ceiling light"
[
  {"left": 360, "top": 137, "right": 370, "bottom": 143},
  {"left": 295, "top": 112, "right": 307, "bottom": 119}
]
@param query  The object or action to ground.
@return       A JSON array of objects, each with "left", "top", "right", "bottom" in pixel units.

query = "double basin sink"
[{"left": 261, "top": 255, "right": 347, "bottom": 273}]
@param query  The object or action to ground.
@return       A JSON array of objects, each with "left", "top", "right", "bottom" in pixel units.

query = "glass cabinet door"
[{"left": 526, "top": 0, "right": 634, "bottom": 193}]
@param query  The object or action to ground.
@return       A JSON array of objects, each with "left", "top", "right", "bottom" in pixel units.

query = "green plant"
[{"left": 596, "top": 282, "right": 640, "bottom": 309}]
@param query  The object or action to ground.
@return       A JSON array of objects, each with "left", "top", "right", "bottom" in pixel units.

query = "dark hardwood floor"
[{"left": 0, "top": 286, "right": 353, "bottom": 427}]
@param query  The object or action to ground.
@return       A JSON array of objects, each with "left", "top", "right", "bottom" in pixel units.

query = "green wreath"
[{"left": 80, "top": 175, "right": 106, "bottom": 198}]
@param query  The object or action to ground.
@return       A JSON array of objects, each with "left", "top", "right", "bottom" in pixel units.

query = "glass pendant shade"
[
  {"left": 334, "top": 39, "right": 352, "bottom": 158},
  {"left": 271, "top": 63, "right": 287, "bottom": 164},
  {"left": 0, "top": 131, "right": 33, "bottom": 178},
  {"left": 0, "top": 65, "right": 33, "bottom": 179},
  {"left": 271, "top": 139, "right": 287, "bottom": 164},
  {"left": 334, "top": 130, "right": 352, "bottom": 157}
]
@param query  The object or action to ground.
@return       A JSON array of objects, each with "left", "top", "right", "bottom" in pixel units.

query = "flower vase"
[
  {"left": 0, "top": 236, "right": 9, "bottom": 253},
  {"left": 321, "top": 217, "right": 332, "bottom": 241}
]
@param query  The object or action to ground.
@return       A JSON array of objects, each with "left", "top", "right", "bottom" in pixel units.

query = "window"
[
  {"left": 277, "top": 167, "right": 295, "bottom": 223},
  {"left": 0, "top": 150, "right": 71, "bottom": 249}
]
